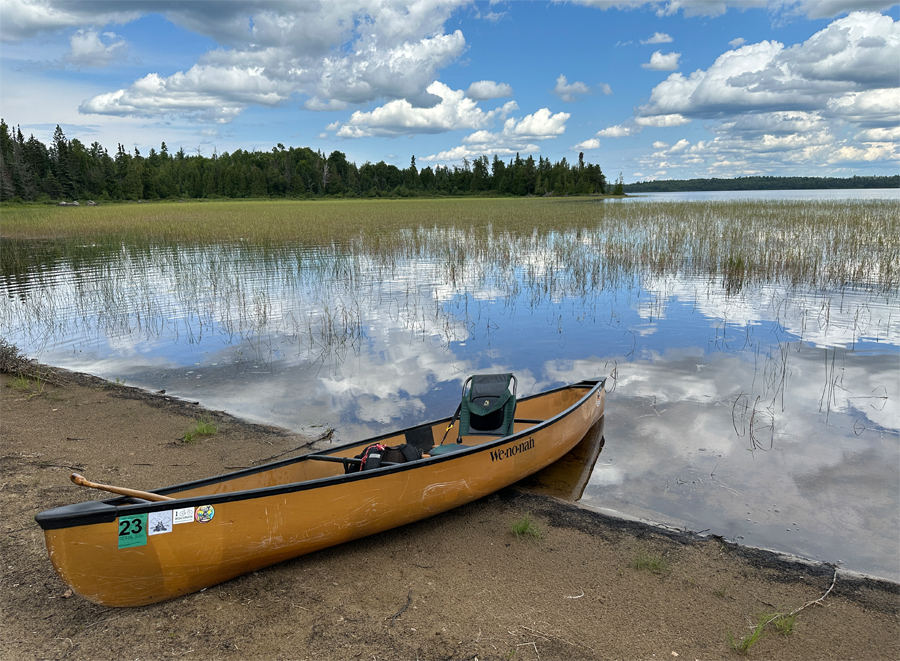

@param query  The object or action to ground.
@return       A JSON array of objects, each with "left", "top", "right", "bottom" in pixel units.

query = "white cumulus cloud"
[
  {"left": 597, "top": 124, "right": 637, "bottom": 137},
  {"left": 51, "top": 0, "right": 472, "bottom": 123},
  {"left": 423, "top": 108, "right": 570, "bottom": 163},
  {"left": 560, "top": 1, "right": 894, "bottom": 20},
  {"left": 641, "top": 32, "right": 673, "bottom": 44},
  {"left": 0, "top": 0, "right": 139, "bottom": 42},
  {"left": 639, "top": 12, "right": 899, "bottom": 123},
  {"left": 466, "top": 80, "right": 513, "bottom": 100},
  {"left": 552, "top": 74, "right": 592, "bottom": 102},
  {"left": 79, "top": 65, "right": 293, "bottom": 123},
  {"left": 634, "top": 113, "right": 690, "bottom": 127},
  {"left": 508, "top": 108, "right": 570, "bottom": 138},
  {"left": 642, "top": 50, "right": 681, "bottom": 71},
  {"left": 573, "top": 138, "right": 601, "bottom": 150},
  {"left": 336, "top": 81, "right": 517, "bottom": 137},
  {"left": 65, "top": 29, "right": 126, "bottom": 68}
]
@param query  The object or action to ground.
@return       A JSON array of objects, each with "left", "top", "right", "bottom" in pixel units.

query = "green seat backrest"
[{"left": 458, "top": 373, "right": 517, "bottom": 437}]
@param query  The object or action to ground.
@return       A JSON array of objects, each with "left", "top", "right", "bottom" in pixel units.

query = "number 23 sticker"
[{"left": 118, "top": 513, "right": 148, "bottom": 549}]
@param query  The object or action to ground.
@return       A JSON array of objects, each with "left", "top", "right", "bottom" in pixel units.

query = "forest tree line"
[
  {"left": 0, "top": 121, "right": 607, "bottom": 203},
  {"left": 624, "top": 175, "right": 899, "bottom": 192}
]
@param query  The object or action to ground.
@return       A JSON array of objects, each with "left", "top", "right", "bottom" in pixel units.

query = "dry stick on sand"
[
  {"left": 390, "top": 589, "right": 412, "bottom": 626},
  {"left": 761, "top": 566, "right": 839, "bottom": 630},
  {"left": 518, "top": 625, "right": 594, "bottom": 653},
  {"left": 787, "top": 566, "right": 839, "bottom": 616}
]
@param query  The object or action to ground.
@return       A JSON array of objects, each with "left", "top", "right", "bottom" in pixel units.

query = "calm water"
[{"left": 2, "top": 190, "right": 898, "bottom": 581}]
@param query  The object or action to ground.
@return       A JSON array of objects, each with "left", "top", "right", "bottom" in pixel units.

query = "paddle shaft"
[{"left": 70, "top": 473, "right": 174, "bottom": 502}]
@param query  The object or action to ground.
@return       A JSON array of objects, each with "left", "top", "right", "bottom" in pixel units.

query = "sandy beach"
[{"left": 1, "top": 368, "right": 897, "bottom": 660}]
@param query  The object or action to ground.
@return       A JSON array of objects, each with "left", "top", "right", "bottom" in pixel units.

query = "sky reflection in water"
[{"left": 1, "top": 229, "right": 898, "bottom": 582}]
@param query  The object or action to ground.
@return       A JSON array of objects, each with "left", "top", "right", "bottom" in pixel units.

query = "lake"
[{"left": 2, "top": 191, "right": 897, "bottom": 581}]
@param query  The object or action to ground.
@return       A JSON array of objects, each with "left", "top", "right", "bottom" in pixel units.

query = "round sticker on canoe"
[{"left": 194, "top": 505, "right": 215, "bottom": 523}]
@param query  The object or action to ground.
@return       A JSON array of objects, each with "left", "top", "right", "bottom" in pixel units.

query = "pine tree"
[
  {"left": 50, "top": 125, "right": 77, "bottom": 199},
  {"left": 0, "top": 119, "right": 16, "bottom": 200}
]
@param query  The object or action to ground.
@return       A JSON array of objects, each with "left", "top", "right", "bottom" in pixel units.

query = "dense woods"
[
  {"left": 625, "top": 175, "right": 899, "bottom": 192},
  {"left": 0, "top": 121, "right": 607, "bottom": 202}
]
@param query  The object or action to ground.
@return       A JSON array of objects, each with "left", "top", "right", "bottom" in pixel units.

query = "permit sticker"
[
  {"left": 148, "top": 510, "right": 173, "bottom": 535},
  {"left": 118, "top": 513, "right": 148, "bottom": 549},
  {"left": 195, "top": 505, "right": 215, "bottom": 523},
  {"left": 173, "top": 507, "right": 195, "bottom": 524}
]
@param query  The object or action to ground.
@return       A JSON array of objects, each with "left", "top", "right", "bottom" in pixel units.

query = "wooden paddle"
[{"left": 70, "top": 473, "right": 175, "bottom": 502}]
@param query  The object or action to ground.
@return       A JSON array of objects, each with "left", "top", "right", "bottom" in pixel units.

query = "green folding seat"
[{"left": 431, "top": 373, "right": 518, "bottom": 456}]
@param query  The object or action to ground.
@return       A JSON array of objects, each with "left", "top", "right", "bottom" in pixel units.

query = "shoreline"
[
  {"left": 2, "top": 366, "right": 898, "bottom": 660},
  {"left": 37, "top": 364, "right": 900, "bottom": 587}
]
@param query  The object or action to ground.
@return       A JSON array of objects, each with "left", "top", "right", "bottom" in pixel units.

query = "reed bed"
[
  {"left": 3, "top": 198, "right": 896, "bottom": 293},
  {"left": 2, "top": 198, "right": 897, "bottom": 366}
]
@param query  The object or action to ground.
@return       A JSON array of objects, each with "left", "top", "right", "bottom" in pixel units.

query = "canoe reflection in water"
[{"left": 517, "top": 417, "right": 605, "bottom": 502}]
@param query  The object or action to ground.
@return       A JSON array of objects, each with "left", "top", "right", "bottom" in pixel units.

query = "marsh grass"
[
  {"left": 7, "top": 374, "right": 35, "bottom": 392},
  {"left": 511, "top": 515, "right": 543, "bottom": 540},
  {"left": 773, "top": 613, "right": 797, "bottom": 636},
  {"left": 727, "top": 613, "right": 769, "bottom": 655},
  {"left": 631, "top": 552, "right": 669, "bottom": 574},
  {"left": 2, "top": 198, "right": 897, "bottom": 294},
  {"left": 0, "top": 339, "right": 62, "bottom": 386},
  {"left": 182, "top": 417, "right": 219, "bottom": 444},
  {"left": 727, "top": 610, "right": 798, "bottom": 655},
  {"left": 2, "top": 198, "right": 897, "bottom": 369}
]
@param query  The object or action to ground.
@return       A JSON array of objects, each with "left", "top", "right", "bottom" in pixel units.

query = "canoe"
[{"left": 35, "top": 376, "right": 606, "bottom": 607}]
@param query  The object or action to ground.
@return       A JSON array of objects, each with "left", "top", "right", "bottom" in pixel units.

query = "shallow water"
[{"left": 2, "top": 194, "right": 897, "bottom": 581}]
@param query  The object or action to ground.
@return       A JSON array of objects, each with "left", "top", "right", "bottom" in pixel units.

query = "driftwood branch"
[
  {"left": 787, "top": 566, "right": 839, "bottom": 616},
  {"left": 761, "top": 565, "right": 839, "bottom": 630}
]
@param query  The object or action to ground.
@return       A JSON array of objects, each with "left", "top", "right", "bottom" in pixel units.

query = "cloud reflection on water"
[
  {"left": 1, "top": 232, "right": 897, "bottom": 581},
  {"left": 583, "top": 346, "right": 898, "bottom": 581}
]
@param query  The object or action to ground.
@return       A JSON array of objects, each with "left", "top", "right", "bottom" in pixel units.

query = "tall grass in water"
[
  {"left": 2, "top": 198, "right": 897, "bottom": 365},
  {"left": 3, "top": 198, "right": 896, "bottom": 293}
]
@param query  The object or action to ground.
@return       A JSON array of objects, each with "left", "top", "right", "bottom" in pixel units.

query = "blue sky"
[{"left": 1, "top": 1, "right": 897, "bottom": 181}]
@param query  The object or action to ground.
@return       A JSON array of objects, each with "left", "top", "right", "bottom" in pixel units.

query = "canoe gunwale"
[{"left": 35, "top": 377, "right": 606, "bottom": 531}]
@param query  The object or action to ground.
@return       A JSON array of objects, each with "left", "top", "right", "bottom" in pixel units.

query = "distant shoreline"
[{"left": 624, "top": 174, "right": 899, "bottom": 193}]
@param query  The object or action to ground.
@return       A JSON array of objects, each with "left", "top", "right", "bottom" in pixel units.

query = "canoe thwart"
[{"left": 306, "top": 454, "right": 415, "bottom": 470}]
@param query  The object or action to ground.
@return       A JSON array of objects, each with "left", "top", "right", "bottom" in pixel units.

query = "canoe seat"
[
  {"left": 459, "top": 373, "right": 517, "bottom": 437},
  {"left": 427, "top": 373, "right": 518, "bottom": 455}
]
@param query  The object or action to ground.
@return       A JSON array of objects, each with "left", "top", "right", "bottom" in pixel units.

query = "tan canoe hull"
[{"left": 39, "top": 379, "right": 605, "bottom": 607}]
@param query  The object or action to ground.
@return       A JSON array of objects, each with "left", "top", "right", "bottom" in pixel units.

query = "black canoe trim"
[{"left": 35, "top": 378, "right": 605, "bottom": 531}]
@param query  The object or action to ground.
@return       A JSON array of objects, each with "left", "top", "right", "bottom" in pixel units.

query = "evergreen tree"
[
  {"left": 0, "top": 119, "right": 16, "bottom": 200},
  {"left": 0, "top": 125, "right": 621, "bottom": 201},
  {"left": 50, "top": 125, "right": 77, "bottom": 199},
  {"left": 123, "top": 154, "right": 144, "bottom": 199}
]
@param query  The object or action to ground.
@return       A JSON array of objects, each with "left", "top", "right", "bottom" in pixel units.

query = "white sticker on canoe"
[
  {"left": 148, "top": 510, "right": 173, "bottom": 535},
  {"left": 173, "top": 507, "right": 195, "bottom": 524}
]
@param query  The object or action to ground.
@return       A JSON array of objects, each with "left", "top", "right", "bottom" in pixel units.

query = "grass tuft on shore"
[
  {"left": 182, "top": 417, "right": 219, "bottom": 444},
  {"left": 0, "top": 339, "right": 64, "bottom": 386},
  {"left": 510, "top": 515, "right": 543, "bottom": 540},
  {"left": 631, "top": 552, "right": 669, "bottom": 574}
]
